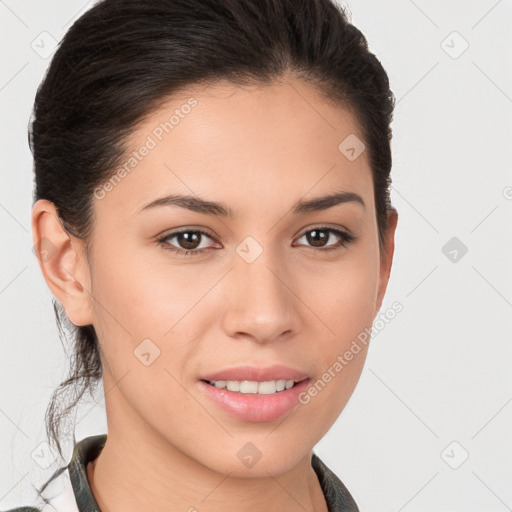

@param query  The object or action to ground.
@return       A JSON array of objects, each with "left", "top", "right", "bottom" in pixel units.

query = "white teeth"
[
  {"left": 240, "top": 381, "right": 258, "bottom": 393},
  {"left": 209, "top": 379, "right": 298, "bottom": 395},
  {"left": 226, "top": 380, "right": 240, "bottom": 392},
  {"left": 257, "top": 381, "right": 278, "bottom": 394}
]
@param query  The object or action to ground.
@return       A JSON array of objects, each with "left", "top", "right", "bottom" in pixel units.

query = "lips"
[
  {"left": 200, "top": 364, "right": 309, "bottom": 383},
  {"left": 198, "top": 378, "right": 310, "bottom": 422}
]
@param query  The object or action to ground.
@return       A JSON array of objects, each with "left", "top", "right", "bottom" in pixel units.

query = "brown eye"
[
  {"left": 175, "top": 231, "right": 202, "bottom": 250},
  {"left": 295, "top": 227, "right": 355, "bottom": 251},
  {"left": 305, "top": 229, "right": 329, "bottom": 247},
  {"left": 158, "top": 229, "right": 217, "bottom": 256}
]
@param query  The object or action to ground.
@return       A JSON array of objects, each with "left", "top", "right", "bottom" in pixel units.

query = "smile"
[{"left": 204, "top": 379, "right": 301, "bottom": 395}]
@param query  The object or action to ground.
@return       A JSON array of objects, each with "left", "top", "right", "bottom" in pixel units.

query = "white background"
[{"left": 1, "top": 1, "right": 511, "bottom": 510}]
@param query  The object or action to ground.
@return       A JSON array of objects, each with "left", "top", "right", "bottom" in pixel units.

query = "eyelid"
[
  {"left": 158, "top": 226, "right": 216, "bottom": 240},
  {"left": 295, "top": 223, "right": 352, "bottom": 238}
]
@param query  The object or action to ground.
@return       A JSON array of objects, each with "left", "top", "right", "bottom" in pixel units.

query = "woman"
[{"left": 7, "top": 0, "right": 398, "bottom": 510}]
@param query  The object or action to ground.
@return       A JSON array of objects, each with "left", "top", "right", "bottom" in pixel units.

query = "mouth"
[
  {"left": 198, "top": 378, "right": 310, "bottom": 422},
  {"left": 201, "top": 378, "right": 305, "bottom": 395}
]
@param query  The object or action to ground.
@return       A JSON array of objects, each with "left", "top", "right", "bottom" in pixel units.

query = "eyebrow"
[{"left": 138, "top": 190, "right": 365, "bottom": 217}]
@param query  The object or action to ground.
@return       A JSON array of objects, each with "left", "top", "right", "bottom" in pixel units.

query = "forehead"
[
  {"left": 94, "top": 77, "right": 373, "bottom": 218},
  {"left": 149, "top": 78, "right": 365, "bottom": 151}
]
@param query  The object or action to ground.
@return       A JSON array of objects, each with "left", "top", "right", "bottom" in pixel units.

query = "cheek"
[
  {"left": 88, "top": 246, "right": 209, "bottom": 422},
  {"left": 299, "top": 247, "right": 380, "bottom": 342},
  {"left": 88, "top": 240, "right": 221, "bottom": 397},
  {"left": 90, "top": 242, "right": 207, "bottom": 339}
]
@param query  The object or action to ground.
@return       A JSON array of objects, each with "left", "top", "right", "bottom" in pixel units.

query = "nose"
[{"left": 221, "top": 245, "right": 301, "bottom": 344}]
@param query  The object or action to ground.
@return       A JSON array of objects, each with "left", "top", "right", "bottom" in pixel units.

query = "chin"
[{"left": 197, "top": 437, "right": 312, "bottom": 478}]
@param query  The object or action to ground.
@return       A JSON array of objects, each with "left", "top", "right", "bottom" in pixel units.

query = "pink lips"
[
  {"left": 200, "top": 364, "right": 309, "bottom": 383},
  {"left": 198, "top": 365, "right": 310, "bottom": 422}
]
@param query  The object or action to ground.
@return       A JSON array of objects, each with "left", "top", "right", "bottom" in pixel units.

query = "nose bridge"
[{"left": 224, "top": 237, "right": 297, "bottom": 342}]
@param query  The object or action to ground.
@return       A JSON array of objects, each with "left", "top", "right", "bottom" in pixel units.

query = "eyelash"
[{"left": 157, "top": 227, "right": 356, "bottom": 257}]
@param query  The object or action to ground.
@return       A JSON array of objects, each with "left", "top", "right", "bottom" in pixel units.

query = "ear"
[
  {"left": 31, "top": 199, "right": 94, "bottom": 327},
  {"left": 374, "top": 208, "right": 398, "bottom": 315}
]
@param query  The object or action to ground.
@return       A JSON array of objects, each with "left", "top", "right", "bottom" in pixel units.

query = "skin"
[{"left": 32, "top": 76, "right": 398, "bottom": 512}]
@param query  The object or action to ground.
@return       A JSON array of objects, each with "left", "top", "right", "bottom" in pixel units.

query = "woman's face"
[{"left": 79, "top": 78, "right": 396, "bottom": 476}]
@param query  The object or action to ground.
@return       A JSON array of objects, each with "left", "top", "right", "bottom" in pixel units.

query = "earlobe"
[
  {"left": 374, "top": 208, "right": 398, "bottom": 315},
  {"left": 31, "top": 199, "right": 94, "bottom": 327}
]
